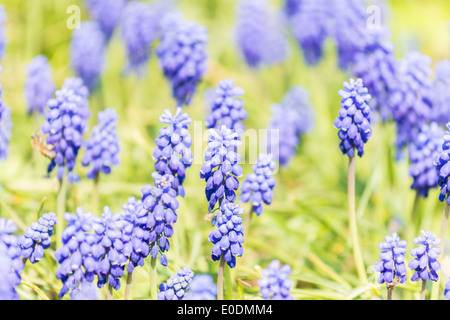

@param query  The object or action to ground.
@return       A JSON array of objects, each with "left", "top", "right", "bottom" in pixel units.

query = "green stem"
[
  {"left": 411, "top": 191, "right": 421, "bottom": 235},
  {"left": 56, "top": 177, "right": 67, "bottom": 249},
  {"left": 421, "top": 280, "right": 427, "bottom": 300},
  {"left": 150, "top": 256, "right": 158, "bottom": 300},
  {"left": 217, "top": 254, "right": 225, "bottom": 300},
  {"left": 124, "top": 272, "right": 133, "bottom": 300},
  {"left": 431, "top": 202, "right": 450, "bottom": 300},
  {"left": 387, "top": 288, "right": 393, "bottom": 301},
  {"left": 106, "top": 284, "right": 113, "bottom": 300},
  {"left": 348, "top": 156, "right": 367, "bottom": 284},
  {"left": 244, "top": 205, "right": 254, "bottom": 236},
  {"left": 224, "top": 262, "right": 233, "bottom": 300}
]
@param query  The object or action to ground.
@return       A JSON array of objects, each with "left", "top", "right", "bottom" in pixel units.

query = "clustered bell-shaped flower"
[
  {"left": 24, "top": 55, "right": 56, "bottom": 115},
  {"left": 141, "top": 173, "right": 179, "bottom": 266},
  {"left": 240, "top": 153, "right": 276, "bottom": 216},
  {"left": 408, "top": 122, "right": 443, "bottom": 197},
  {"left": 85, "top": 0, "right": 126, "bottom": 41},
  {"left": 156, "top": 13, "right": 208, "bottom": 107},
  {"left": 70, "top": 280, "right": 98, "bottom": 300},
  {"left": 82, "top": 108, "right": 120, "bottom": 179},
  {"left": 19, "top": 212, "right": 57, "bottom": 264},
  {"left": 70, "top": 21, "right": 106, "bottom": 90},
  {"left": 200, "top": 125, "right": 243, "bottom": 212},
  {"left": 205, "top": 79, "right": 247, "bottom": 134},
  {"left": 0, "top": 218, "right": 24, "bottom": 300},
  {"left": 434, "top": 123, "right": 450, "bottom": 204},
  {"left": 157, "top": 267, "right": 194, "bottom": 300},
  {"left": 185, "top": 274, "right": 218, "bottom": 300},
  {"left": 208, "top": 202, "right": 245, "bottom": 268},
  {"left": 153, "top": 108, "right": 193, "bottom": 197},
  {"left": 120, "top": 1, "right": 159, "bottom": 75},
  {"left": 41, "top": 78, "right": 90, "bottom": 183},
  {"left": 432, "top": 60, "right": 450, "bottom": 125},
  {"left": 373, "top": 233, "right": 407, "bottom": 285},
  {"left": 408, "top": 230, "right": 441, "bottom": 282},
  {"left": 258, "top": 260, "right": 294, "bottom": 300},
  {"left": 333, "top": 78, "right": 372, "bottom": 158}
]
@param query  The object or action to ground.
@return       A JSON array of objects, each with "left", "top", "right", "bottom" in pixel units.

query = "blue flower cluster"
[
  {"left": 408, "top": 122, "right": 443, "bottom": 198},
  {"left": 208, "top": 202, "right": 245, "bottom": 268},
  {"left": 434, "top": 123, "right": 450, "bottom": 204},
  {"left": 156, "top": 13, "right": 208, "bottom": 107},
  {"left": 24, "top": 55, "right": 55, "bottom": 115},
  {"left": 121, "top": 1, "right": 159, "bottom": 75},
  {"left": 141, "top": 173, "right": 179, "bottom": 266},
  {"left": 157, "top": 267, "right": 194, "bottom": 300},
  {"left": 205, "top": 79, "right": 247, "bottom": 134},
  {"left": 432, "top": 60, "right": 450, "bottom": 125},
  {"left": 82, "top": 108, "right": 120, "bottom": 180},
  {"left": 408, "top": 230, "right": 441, "bottom": 282},
  {"left": 445, "top": 278, "right": 450, "bottom": 300},
  {"left": 235, "top": 0, "right": 288, "bottom": 68},
  {"left": 70, "top": 21, "right": 106, "bottom": 90},
  {"left": 333, "top": 78, "right": 372, "bottom": 158},
  {"left": 373, "top": 233, "right": 407, "bottom": 285},
  {"left": 153, "top": 108, "right": 193, "bottom": 197},
  {"left": 0, "top": 218, "right": 23, "bottom": 300},
  {"left": 19, "top": 212, "right": 57, "bottom": 264},
  {"left": 85, "top": 0, "right": 126, "bottom": 41},
  {"left": 200, "top": 125, "right": 243, "bottom": 212},
  {"left": 185, "top": 274, "right": 218, "bottom": 300},
  {"left": 258, "top": 260, "right": 294, "bottom": 300},
  {"left": 70, "top": 281, "right": 98, "bottom": 300},
  {"left": 267, "top": 86, "right": 314, "bottom": 167},
  {"left": 0, "top": 102, "right": 11, "bottom": 160},
  {"left": 41, "top": 78, "right": 90, "bottom": 183},
  {"left": 240, "top": 153, "right": 276, "bottom": 216}
]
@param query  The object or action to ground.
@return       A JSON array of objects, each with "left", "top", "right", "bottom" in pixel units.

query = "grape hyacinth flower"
[
  {"left": 70, "top": 280, "right": 98, "bottom": 300},
  {"left": 444, "top": 278, "right": 450, "bottom": 300},
  {"left": 205, "top": 79, "right": 247, "bottom": 134},
  {"left": 156, "top": 13, "right": 208, "bottom": 107},
  {"left": 333, "top": 78, "right": 372, "bottom": 158},
  {"left": 85, "top": 0, "right": 127, "bottom": 41},
  {"left": 120, "top": 1, "right": 159, "bottom": 75},
  {"left": 0, "top": 5, "right": 6, "bottom": 61},
  {"left": 0, "top": 104, "right": 11, "bottom": 160},
  {"left": 432, "top": 60, "right": 450, "bottom": 125},
  {"left": 208, "top": 202, "right": 245, "bottom": 268},
  {"left": 267, "top": 86, "right": 314, "bottom": 167},
  {"left": 408, "top": 122, "right": 443, "bottom": 198},
  {"left": 70, "top": 22, "right": 106, "bottom": 90},
  {"left": 153, "top": 108, "right": 193, "bottom": 197},
  {"left": 19, "top": 212, "right": 57, "bottom": 264},
  {"left": 200, "top": 125, "right": 243, "bottom": 212},
  {"left": 373, "top": 233, "right": 407, "bottom": 299},
  {"left": 258, "top": 260, "right": 294, "bottom": 300},
  {"left": 24, "top": 55, "right": 56, "bottom": 115},
  {"left": 0, "top": 242, "right": 20, "bottom": 300},
  {"left": 240, "top": 153, "right": 276, "bottom": 217},
  {"left": 185, "top": 274, "right": 218, "bottom": 300},
  {"left": 157, "top": 267, "right": 194, "bottom": 300},
  {"left": 82, "top": 108, "right": 120, "bottom": 180},
  {"left": 434, "top": 123, "right": 450, "bottom": 205},
  {"left": 41, "top": 78, "right": 90, "bottom": 184}
]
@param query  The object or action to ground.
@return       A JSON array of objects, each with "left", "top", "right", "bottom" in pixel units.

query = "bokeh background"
[{"left": 0, "top": 0, "right": 450, "bottom": 300}]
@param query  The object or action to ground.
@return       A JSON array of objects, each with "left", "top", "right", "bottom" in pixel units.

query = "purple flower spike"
[
  {"left": 373, "top": 233, "right": 407, "bottom": 285},
  {"left": 434, "top": 123, "right": 450, "bottom": 204},
  {"left": 258, "top": 260, "right": 294, "bottom": 300},
  {"left": 432, "top": 60, "right": 450, "bottom": 125},
  {"left": 157, "top": 267, "right": 194, "bottom": 300},
  {"left": 85, "top": 0, "right": 127, "bottom": 41},
  {"left": 408, "top": 230, "right": 441, "bottom": 282},
  {"left": 334, "top": 78, "right": 372, "bottom": 158},
  {"left": 185, "top": 274, "right": 217, "bottom": 300}
]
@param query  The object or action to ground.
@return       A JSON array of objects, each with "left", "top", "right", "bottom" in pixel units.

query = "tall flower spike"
[
  {"left": 153, "top": 108, "right": 193, "bottom": 197},
  {"left": 205, "top": 79, "right": 247, "bottom": 134},
  {"left": 70, "top": 22, "right": 106, "bottom": 91},
  {"left": 435, "top": 123, "right": 450, "bottom": 204},
  {"left": 157, "top": 267, "right": 194, "bottom": 300},
  {"left": 41, "top": 78, "right": 90, "bottom": 183},
  {"left": 82, "top": 108, "right": 120, "bottom": 179},
  {"left": 258, "top": 260, "right": 294, "bottom": 300},
  {"left": 141, "top": 173, "right": 179, "bottom": 266},
  {"left": 209, "top": 202, "right": 244, "bottom": 268},
  {"left": 200, "top": 125, "right": 243, "bottom": 212},
  {"left": 408, "top": 230, "right": 441, "bottom": 282},
  {"left": 185, "top": 274, "right": 218, "bottom": 300},
  {"left": 267, "top": 86, "right": 315, "bottom": 167},
  {"left": 19, "top": 212, "right": 57, "bottom": 264},
  {"left": 156, "top": 13, "right": 208, "bottom": 107},
  {"left": 333, "top": 78, "right": 372, "bottom": 158},
  {"left": 240, "top": 153, "right": 276, "bottom": 216},
  {"left": 24, "top": 55, "right": 56, "bottom": 115},
  {"left": 85, "top": 0, "right": 127, "bottom": 41},
  {"left": 0, "top": 242, "right": 20, "bottom": 300},
  {"left": 408, "top": 122, "right": 443, "bottom": 198},
  {"left": 373, "top": 233, "right": 407, "bottom": 285},
  {"left": 120, "top": 1, "right": 159, "bottom": 75}
]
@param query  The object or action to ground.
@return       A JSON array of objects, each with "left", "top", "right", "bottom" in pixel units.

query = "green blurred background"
[{"left": 0, "top": 0, "right": 450, "bottom": 300}]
